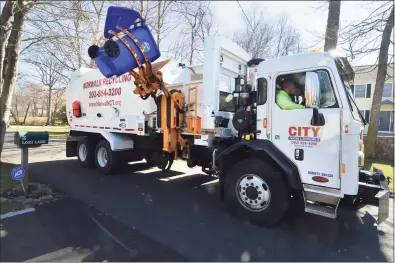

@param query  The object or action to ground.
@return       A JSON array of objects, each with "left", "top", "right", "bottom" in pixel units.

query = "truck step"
[{"left": 305, "top": 203, "right": 337, "bottom": 219}]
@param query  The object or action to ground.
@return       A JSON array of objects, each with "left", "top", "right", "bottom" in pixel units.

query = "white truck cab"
[{"left": 66, "top": 34, "right": 390, "bottom": 227}]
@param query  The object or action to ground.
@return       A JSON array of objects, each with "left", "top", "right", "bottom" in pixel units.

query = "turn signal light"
[
  {"left": 344, "top": 125, "right": 349, "bottom": 133},
  {"left": 342, "top": 164, "right": 346, "bottom": 173},
  {"left": 263, "top": 118, "right": 267, "bottom": 128}
]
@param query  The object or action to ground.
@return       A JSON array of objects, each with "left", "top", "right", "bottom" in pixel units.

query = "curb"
[{"left": 0, "top": 207, "right": 36, "bottom": 220}]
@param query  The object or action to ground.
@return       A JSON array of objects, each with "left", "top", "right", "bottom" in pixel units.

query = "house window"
[
  {"left": 354, "top": 84, "right": 367, "bottom": 98},
  {"left": 361, "top": 110, "right": 370, "bottom": 123},
  {"left": 379, "top": 111, "right": 394, "bottom": 132},
  {"left": 382, "top": 83, "right": 393, "bottom": 98}
]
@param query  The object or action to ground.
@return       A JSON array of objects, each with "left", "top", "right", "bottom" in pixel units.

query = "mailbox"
[{"left": 14, "top": 131, "right": 49, "bottom": 148}]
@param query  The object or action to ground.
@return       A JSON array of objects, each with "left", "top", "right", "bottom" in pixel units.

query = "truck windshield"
[{"left": 335, "top": 58, "right": 366, "bottom": 125}]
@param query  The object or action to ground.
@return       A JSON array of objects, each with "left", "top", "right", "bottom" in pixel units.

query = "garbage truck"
[{"left": 65, "top": 6, "right": 390, "bottom": 226}]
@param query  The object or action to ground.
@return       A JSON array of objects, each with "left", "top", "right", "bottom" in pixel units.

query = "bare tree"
[
  {"left": 111, "top": 1, "right": 178, "bottom": 49},
  {"left": 23, "top": 51, "right": 65, "bottom": 126},
  {"left": 24, "top": 1, "right": 95, "bottom": 72},
  {"left": 366, "top": 7, "right": 393, "bottom": 157},
  {"left": 51, "top": 88, "right": 66, "bottom": 125},
  {"left": 21, "top": 82, "right": 46, "bottom": 118},
  {"left": 11, "top": 88, "right": 30, "bottom": 125},
  {"left": 169, "top": 1, "right": 216, "bottom": 65},
  {"left": 233, "top": 5, "right": 274, "bottom": 58},
  {"left": 0, "top": 0, "right": 37, "bottom": 158},
  {"left": 340, "top": 2, "right": 394, "bottom": 66},
  {"left": 340, "top": 2, "right": 394, "bottom": 157},
  {"left": 233, "top": 5, "right": 305, "bottom": 59},
  {"left": 0, "top": 1, "right": 16, "bottom": 94},
  {"left": 152, "top": 0, "right": 178, "bottom": 48},
  {"left": 87, "top": 1, "right": 106, "bottom": 67},
  {"left": 324, "top": 0, "right": 341, "bottom": 51},
  {"left": 273, "top": 14, "right": 304, "bottom": 57}
]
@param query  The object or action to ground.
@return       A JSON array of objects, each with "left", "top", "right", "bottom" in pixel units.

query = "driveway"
[{"left": 1, "top": 132, "right": 394, "bottom": 262}]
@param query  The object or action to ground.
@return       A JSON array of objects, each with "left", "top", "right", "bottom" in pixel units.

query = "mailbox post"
[{"left": 14, "top": 131, "right": 49, "bottom": 193}]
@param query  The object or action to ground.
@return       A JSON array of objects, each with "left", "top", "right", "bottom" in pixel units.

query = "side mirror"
[
  {"left": 305, "top": 72, "right": 325, "bottom": 126},
  {"left": 305, "top": 72, "right": 320, "bottom": 108}
]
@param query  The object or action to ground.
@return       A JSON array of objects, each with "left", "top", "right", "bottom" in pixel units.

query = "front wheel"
[
  {"left": 94, "top": 140, "right": 120, "bottom": 175},
  {"left": 225, "top": 157, "right": 289, "bottom": 226}
]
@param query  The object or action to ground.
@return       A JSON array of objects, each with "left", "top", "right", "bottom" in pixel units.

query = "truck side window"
[
  {"left": 257, "top": 78, "right": 267, "bottom": 105},
  {"left": 219, "top": 91, "right": 236, "bottom": 112},
  {"left": 317, "top": 70, "right": 338, "bottom": 108}
]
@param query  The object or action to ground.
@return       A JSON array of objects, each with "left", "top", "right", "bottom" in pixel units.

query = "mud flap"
[
  {"left": 376, "top": 168, "right": 391, "bottom": 225},
  {"left": 376, "top": 179, "right": 390, "bottom": 225},
  {"left": 358, "top": 168, "right": 390, "bottom": 225}
]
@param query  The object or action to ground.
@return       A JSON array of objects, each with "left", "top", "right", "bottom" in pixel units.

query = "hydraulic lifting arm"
[{"left": 109, "top": 26, "right": 186, "bottom": 170}]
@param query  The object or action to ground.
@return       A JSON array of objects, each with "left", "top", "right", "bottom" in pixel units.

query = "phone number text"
[
  {"left": 88, "top": 88, "right": 122, "bottom": 98},
  {"left": 291, "top": 141, "right": 318, "bottom": 146}
]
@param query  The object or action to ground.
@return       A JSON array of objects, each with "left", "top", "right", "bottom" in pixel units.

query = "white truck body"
[
  {"left": 66, "top": 68, "right": 157, "bottom": 137},
  {"left": 66, "top": 35, "right": 390, "bottom": 226}
]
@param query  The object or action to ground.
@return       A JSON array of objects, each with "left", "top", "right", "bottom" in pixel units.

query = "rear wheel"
[
  {"left": 225, "top": 157, "right": 289, "bottom": 226},
  {"left": 77, "top": 138, "right": 94, "bottom": 168},
  {"left": 94, "top": 140, "right": 120, "bottom": 175}
]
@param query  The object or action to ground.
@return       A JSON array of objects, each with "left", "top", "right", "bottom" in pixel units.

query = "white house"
[{"left": 352, "top": 64, "right": 394, "bottom": 135}]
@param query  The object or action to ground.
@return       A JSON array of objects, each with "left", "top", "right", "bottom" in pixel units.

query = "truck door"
[{"left": 270, "top": 69, "right": 341, "bottom": 189}]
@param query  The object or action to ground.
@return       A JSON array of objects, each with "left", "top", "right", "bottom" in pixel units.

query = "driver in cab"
[{"left": 276, "top": 79, "right": 305, "bottom": 110}]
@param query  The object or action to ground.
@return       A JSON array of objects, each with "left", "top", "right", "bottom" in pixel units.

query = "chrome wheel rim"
[
  {"left": 78, "top": 144, "right": 87, "bottom": 162},
  {"left": 97, "top": 147, "right": 108, "bottom": 167},
  {"left": 236, "top": 174, "right": 271, "bottom": 212}
]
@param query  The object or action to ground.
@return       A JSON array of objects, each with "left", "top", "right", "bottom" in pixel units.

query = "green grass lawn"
[
  {"left": 7, "top": 125, "right": 69, "bottom": 140},
  {"left": 365, "top": 158, "right": 394, "bottom": 191}
]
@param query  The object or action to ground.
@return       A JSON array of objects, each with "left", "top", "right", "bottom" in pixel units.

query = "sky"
[
  {"left": 17, "top": 1, "right": 392, "bottom": 85},
  {"left": 209, "top": 1, "right": 390, "bottom": 66}
]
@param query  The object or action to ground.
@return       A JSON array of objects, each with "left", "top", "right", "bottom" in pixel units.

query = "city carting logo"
[{"left": 288, "top": 126, "right": 321, "bottom": 147}]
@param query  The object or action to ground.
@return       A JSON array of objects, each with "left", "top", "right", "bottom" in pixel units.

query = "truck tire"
[
  {"left": 77, "top": 138, "right": 94, "bottom": 168},
  {"left": 94, "top": 140, "right": 120, "bottom": 175},
  {"left": 224, "top": 157, "right": 289, "bottom": 226}
]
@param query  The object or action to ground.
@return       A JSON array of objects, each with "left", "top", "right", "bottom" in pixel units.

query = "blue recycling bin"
[{"left": 88, "top": 6, "right": 161, "bottom": 78}]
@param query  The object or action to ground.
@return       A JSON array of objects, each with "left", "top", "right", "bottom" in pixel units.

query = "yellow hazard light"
[{"left": 309, "top": 49, "right": 321, "bottom": 53}]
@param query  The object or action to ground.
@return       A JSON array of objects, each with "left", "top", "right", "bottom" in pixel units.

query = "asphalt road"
[
  {"left": 1, "top": 198, "right": 187, "bottom": 262},
  {"left": 2, "top": 132, "right": 394, "bottom": 262}
]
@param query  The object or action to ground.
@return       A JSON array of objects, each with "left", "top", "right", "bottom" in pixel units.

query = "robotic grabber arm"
[{"left": 87, "top": 6, "right": 186, "bottom": 172}]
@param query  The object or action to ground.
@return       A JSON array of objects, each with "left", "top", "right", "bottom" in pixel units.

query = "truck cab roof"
[{"left": 257, "top": 51, "right": 343, "bottom": 77}]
